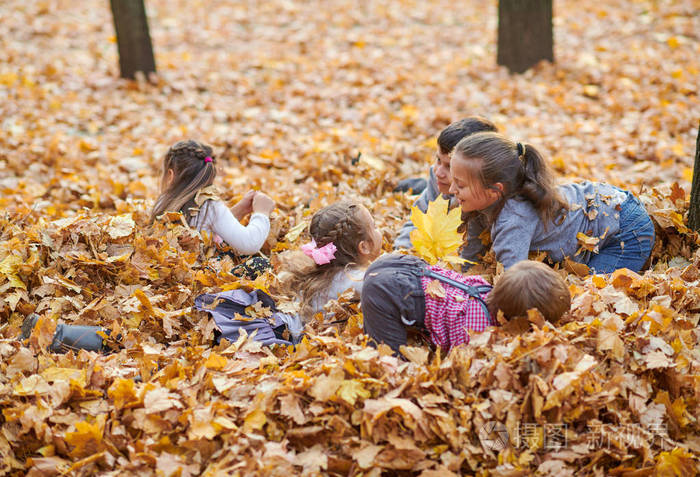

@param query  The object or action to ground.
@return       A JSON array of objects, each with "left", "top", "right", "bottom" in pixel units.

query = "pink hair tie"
[
  {"left": 204, "top": 156, "right": 213, "bottom": 163},
  {"left": 301, "top": 239, "right": 337, "bottom": 265}
]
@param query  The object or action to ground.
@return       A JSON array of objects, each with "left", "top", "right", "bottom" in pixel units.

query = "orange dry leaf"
[
  {"left": 243, "top": 408, "right": 267, "bottom": 433},
  {"left": 575, "top": 232, "right": 600, "bottom": 254},
  {"left": 654, "top": 447, "right": 696, "bottom": 477},
  {"left": 64, "top": 416, "right": 105, "bottom": 458},
  {"left": 107, "top": 378, "right": 139, "bottom": 410},
  {"left": 204, "top": 352, "right": 228, "bottom": 371}
]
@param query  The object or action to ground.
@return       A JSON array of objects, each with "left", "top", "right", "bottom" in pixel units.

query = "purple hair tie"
[{"left": 204, "top": 156, "right": 213, "bottom": 163}]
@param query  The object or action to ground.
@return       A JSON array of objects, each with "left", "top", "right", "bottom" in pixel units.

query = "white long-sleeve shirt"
[{"left": 191, "top": 200, "right": 270, "bottom": 255}]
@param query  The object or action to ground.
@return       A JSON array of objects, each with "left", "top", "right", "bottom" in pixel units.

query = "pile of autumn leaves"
[{"left": 0, "top": 177, "right": 698, "bottom": 476}]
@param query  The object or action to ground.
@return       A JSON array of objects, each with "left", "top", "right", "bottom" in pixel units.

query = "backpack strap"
[{"left": 422, "top": 268, "right": 492, "bottom": 321}]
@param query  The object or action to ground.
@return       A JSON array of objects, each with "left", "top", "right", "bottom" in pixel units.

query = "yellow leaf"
[
  {"left": 244, "top": 301, "right": 272, "bottom": 319},
  {"left": 284, "top": 221, "right": 308, "bottom": 243},
  {"left": 65, "top": 416, "right": 105, "bottom": 458},
  {"left": 309, "top": 366, "right": 344, "bottom": 401},
  {"left": 0, "top": 254, "right": 26, "bottom": 290},
  {"left": 409, "top": 196, "right": 464, "bottom": 265},
  {"left": 591, "top": 275, "right": 607, "bottom": 289},
  {"left": 576, "top": 232, "right": 600, "bottom": 252},
  {"left": 399, "top": 345, "right": 429, "bottom": 365},
  {"left": 13, "top": 375, "right": 51, "bottom": 396},
  {"left": 666, "top": 36, "right": 680, "bottom": 49},
  {"left": 359, "top": 154, "right": 386, "bottom": 171},
  {"left": 107, "top": 378, "right": 139, "bottom": 409},
  {"left": 194, "top": 185, "right": 221, "bottom": 206},
  {"left": 79, "top": 139, "right": 96, "bottom": 152},
  {"left": 134, "top": 289, "right": 162, "bottom": 318},
  {"left": 655, "top": 447, "right": 696, "bottom": 476},
  {"left": 670, "top": 397, "right": 690, "bottom": 428},
  {"left": 205, "top": 352, "right": 228, "bottom": 370},
  {"left": 336, "top": 380, "right": 370, "bottom": 405},
  {"left": 583, "top": 84, "right": 599, "bottom": 98},
  {"left": 422, "top": 137, "right": 438, "bottom": 149},
  {"left": 243, "top": 408, "right": 266, "bottom": 433},
  {"left": 682, "top": 167, "right": 693, "bottom": 182},
  {"left": 0, "top": 72, "right": 18, "bottom": 86},
  {"left": 400, "top": 104, "right": 418, "bottom": 123},
  {"left": 41, "top": 367, "right": 87, "bottom": 388},
  {"left": 107, "top": 214, "right": 135, "bottom": 239}
]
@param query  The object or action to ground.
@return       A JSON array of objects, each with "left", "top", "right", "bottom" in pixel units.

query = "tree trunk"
[
  {"left": 110, "top": 0, "right": 156, "bottom": 79},
  {"left": 687, "top": 123, "right": 700, "bottom": 231},
  {"left": 497, "top": 0, "right": 554, "bottom": 74}
]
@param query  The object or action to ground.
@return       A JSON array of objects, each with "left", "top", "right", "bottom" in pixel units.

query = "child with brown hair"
[
  {"left": 151, "top": 139, "right": 275, "bottom": 256},
  {"left": 361, "top": 255, "right": 570, "bottom": 353},
  {"left": 449, "top": 132, "right": 655, "bottom": 273},
  {"left": 19, "top": 140, "right": 279, "bottom": 353},
  {"left": 282, "top": 200, "right": 383, "bottom": 321},
  {"left": 394, "top": 116, "right": 498, "bottom": 254}
]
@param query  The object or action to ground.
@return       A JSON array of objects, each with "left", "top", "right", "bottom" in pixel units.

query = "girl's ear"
[
  {"left": 491, "top": 182, "right": 505, "bottom": 197},
  {"left": 164, "top": 168, "right": 175, "bottom": 188},
  {"left": 357, "top": 240, "right": 371, "bottom": 257}
]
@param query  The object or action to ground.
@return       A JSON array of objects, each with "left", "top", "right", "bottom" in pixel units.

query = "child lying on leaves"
[{"left": 361, "top": 254, "right": 571, "bottom": 354}]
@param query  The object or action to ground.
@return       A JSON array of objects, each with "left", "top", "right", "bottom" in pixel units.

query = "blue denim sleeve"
[{"left": 491, "top": 202, "right": 539, "bottom": 269}]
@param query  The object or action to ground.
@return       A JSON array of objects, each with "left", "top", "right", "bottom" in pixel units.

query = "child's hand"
[
  {"left": 252, "top": 192, "right": 275, "bottom": 215},
  {"left": 231, "top": 190, "right": 256, "bottom": 220}
]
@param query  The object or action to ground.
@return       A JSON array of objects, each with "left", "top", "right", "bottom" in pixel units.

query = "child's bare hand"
[
  {"left": 231, "top": 190, "right": 256, "bottom": 220},
  {"left": 252, "top": 192, "right": 275, "bottom": 215}
]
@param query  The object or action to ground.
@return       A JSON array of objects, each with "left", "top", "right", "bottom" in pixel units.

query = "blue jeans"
[{"left": 587, "top": 193, "right": 655, "bottom": 274}]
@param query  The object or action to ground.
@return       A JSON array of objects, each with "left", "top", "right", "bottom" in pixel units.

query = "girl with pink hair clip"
[{"left": 281, "top": 200, "right": 383, "bottom": 321}]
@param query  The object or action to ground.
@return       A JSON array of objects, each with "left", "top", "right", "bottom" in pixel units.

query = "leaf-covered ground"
[{"left": 1, "top": 0, "right": 699, "bottom": 475}]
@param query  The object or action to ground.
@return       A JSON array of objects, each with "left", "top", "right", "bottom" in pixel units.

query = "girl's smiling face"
[{"left": 449, "top": 154, "right": 503, "bottom": 213}]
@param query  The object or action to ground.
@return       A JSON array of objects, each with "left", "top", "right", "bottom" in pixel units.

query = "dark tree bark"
[
  {"left": 687, "top": 123, "right": 700, "bottom": 231},
  {"left": 497, "top": 0, "right": 554, "bottom": 74},
  {"left": 110, "top": 0, "right": 156, "bottom": 79}
]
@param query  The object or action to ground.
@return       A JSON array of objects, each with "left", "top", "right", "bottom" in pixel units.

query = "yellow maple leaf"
[{"left": 409, "top": 196, "right": 464, "bottom": 265}]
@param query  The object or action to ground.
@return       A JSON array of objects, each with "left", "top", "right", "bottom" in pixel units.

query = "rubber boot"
[
  {"left": 49, "top": 324, "right": 109, "bottom": 353},
  {"left": 18, "top": 314, "right": 110, "bottom": 353}
]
